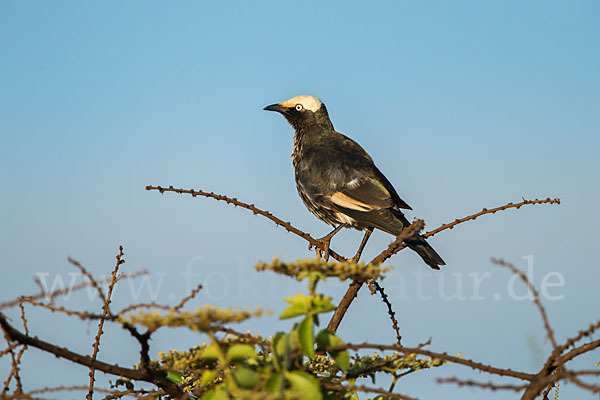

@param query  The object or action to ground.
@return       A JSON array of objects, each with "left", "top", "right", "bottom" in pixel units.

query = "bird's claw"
[{"left": 313, "top": 239, "right": 331, "bottom": 261}]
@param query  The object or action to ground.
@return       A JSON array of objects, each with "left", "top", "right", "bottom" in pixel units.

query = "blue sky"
[{"left": 1, "top": 1, "right": 599, "bottom": 398}]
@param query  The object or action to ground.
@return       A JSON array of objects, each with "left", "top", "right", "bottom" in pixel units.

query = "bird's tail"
[{"left": 407, "top": 237, "right": 445, "bottom": 270}]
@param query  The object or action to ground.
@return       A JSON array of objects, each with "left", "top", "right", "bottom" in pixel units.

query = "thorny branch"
[
  {"left": 0, "top": 313, "right": 183, "bottom": 398},
  {"left": 69, "top": 256, "right": 109, "bottom": 307},
  {"left": 145, "top": 186, "right": 560, "bottom": 335},
  {"left": 327, "top": 219, "right": 425, "bottom": 332},
  {"left": 0, "top": 270, "right": 148, "bottom": 310},
  {"left": 373, "top": 281, "right": 403, "bottom": 346},
  {"left": 146, "top": 185, "right": 348, "bottom": 262},
  {"left": 4, "top": 186, "right": 592, "bottom": 399},
  {"left": 491, "top": 258, "right": 557, "bottom": 349},
  {"left": 329, "top": 198, "right": 560, "bottom": 333},
  {"left": 423, "top": 197, "right": 561, "bottom": 238},
  {"left": 436, "top": 377, "right": 528, "bottom": 392},
  {"left": 0, "top": 245, "right": 211, "bottom": 399},
  {"left": 87, "top": 246, "right": 124, "bottom": 400}
]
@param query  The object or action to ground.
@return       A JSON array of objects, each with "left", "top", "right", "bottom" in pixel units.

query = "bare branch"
[
  {"left": 372, "top": 281, "right": 402, "bottom": 345},
  {"left": 491, "top": 258, "right": 557, "bottom": 350},
  {"left": 68, "top": 257, "right": 108, "bottom": 307},
  {"left": 146, "top": 185, "right": 348, "bottom": 262},
  {"left": 424, "top": 197, "right": 560, "bottom": 238},
  {"left": 325, "top": 342, "right": 534, "bottom": 381},
  {"left": 327, "top": 220, "right": 424, "bottom": 332},
  {"left": 87, "top": 246, "right": 125, "bottom": 399},
  {"left": 327, "top": 198, "right": 560, "bottom": 333},
  {"left": 0, "top": 312, "right": 183, "bottom": 398},
  {"left": 0, "top": 270, "right": 148, "bottom": 310},
  {"left": 437, "top": 376, "right": 527, "bottom": 391},
  {"left": 174, "top": 283, "right": 203, "bottom": 312}
]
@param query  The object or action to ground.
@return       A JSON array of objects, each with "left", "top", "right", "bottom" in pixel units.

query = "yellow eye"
[{"left": 295, "top": 104, "right": 303, "bottom": 111}]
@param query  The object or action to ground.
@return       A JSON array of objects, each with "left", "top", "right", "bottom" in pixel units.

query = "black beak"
[{"left": 263, "top": 103, "right": 289, "bottom": 114}]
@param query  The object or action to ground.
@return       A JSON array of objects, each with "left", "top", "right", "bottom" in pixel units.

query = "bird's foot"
[
  {"left": 309, "top": 225, "right": 345, "bottom": 261},
  {"left": 311, "top": 238, "right": 331, "bottom": 261}
]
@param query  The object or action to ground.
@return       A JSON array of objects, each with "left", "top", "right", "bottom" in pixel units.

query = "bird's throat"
[{"left": 291, "top": 130, "right": 305, "bottom": 168}]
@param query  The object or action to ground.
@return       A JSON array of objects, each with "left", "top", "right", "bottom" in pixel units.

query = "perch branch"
[
  {"left": 146, "top": 185, "right": 347, "bottom": 262},
  {"left": 328, "top": 197, "right": 560, "bottom": 332}
]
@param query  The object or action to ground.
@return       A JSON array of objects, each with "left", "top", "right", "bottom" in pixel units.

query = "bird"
[{"left": 264, "top": 95, "right": 445, "bottom": 270}]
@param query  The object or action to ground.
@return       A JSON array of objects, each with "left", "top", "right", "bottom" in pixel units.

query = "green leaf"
[
  {"left": 315, "top": 329, "right": 340, "bottom": 347},
  {"left": 273, "top": 332, "right": 291, "bottom": 370},
  {"left": 200, "top": 344, "right": 222, "bottom": 359},
  {"left": 166, "top": 370, "right": 183, "bottom": 384},
  {"left": 279, "top": 293, "right": 336, "bottom": 319},
  {"left": 333, "top": 348, "right": 350, "bottom": 372},
  {"left": 232, "top": 366, "right": 260, "bottom": 389},
  {"left": 273, "top": 333, "right": 289, "bottom": 358},
  {"left": 285, "top": 370, "right": 322, "bottom": 400},
  {"left": 310, "top": 295, "right": 336, "bottom": 315},
  {"left": 266, "top": 373, "right": 284, "bottom": 393},
  {"left": 288, "top": 324, "right": 300, "bottom": 351},
  {"left": 226, "top": 344, "right": 257, "bottom": 360},
  {"left": 280, "top": 294, "right": 311, "bottom": 319},
  {"left": 298, "top": 315, "right": 315, "bottom": 359},
  {"left": 316, "top": 329, "right": 350, "bottom": 372},
  {"left": 271, "top": 332, "right": 285, "bottom": 371},
  {"left": 201, "top": 386, "right": 229, "bottom": 400},
  {"left": 200, "top": 370, "right": 217, "bottom": 386}
]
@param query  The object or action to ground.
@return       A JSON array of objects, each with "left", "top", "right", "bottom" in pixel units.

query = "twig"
[
  {"left": 87, "top": 246, "right": 124, "bottom": 400},
  {"left": 146, "top": 185, "right": 347, "bottom": 262},
  {"left": 325, "top": 342, "right": 534, "bottom": 381},
  {"left": 216, "top": 326, "right": 269, "bottom": 346},
  {"left": 423, "top": 197, "right": 560, "bottom": 238},
  {"left": 27, "top": 385, "right": 115, "bottom": 395},
  {"left": 0, "top": 344, "right": 21, "bottom": 359},
  {"left": 174, "top": 283, "right": 203, "bottom": 312},
  {"left": 436, "top": 376, "right": 527, "bottom": 391},
  {"left": 1, "top": 331, "right": 21, "bottom": 396},
  {"left": 557, "top": 338, "right": 600, "bottom": 366},
  {"left": 373, "top": 281, "right": 402, "bottom": 345},
  {"left": 118, "top": 302, "right": 173, "bottom": 315},
  {"left": 491, "top": 258, "right": 557, "bottom": 350},
  {"left": 21, "top": 297, "right": 103, "bottom": 321},
  {"left": 68, "top": 257, "right": 109, "bottom": 307},
  {"left": 543, "top": 318, "right": 600, "bottom": 373},
  {"left": 0, "top": 270, "right": 148, "bottom": 310}
]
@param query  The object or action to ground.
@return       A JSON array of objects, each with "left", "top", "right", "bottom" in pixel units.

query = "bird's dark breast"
[
  {"left": 291, "top": 129, "right": 378, "bottom": 230},
  {"left": 294, "top": 170, "right": 344, "bottom": 226},
  {"left": 294, "top": 155, "right": 365, "bottom": 229}
]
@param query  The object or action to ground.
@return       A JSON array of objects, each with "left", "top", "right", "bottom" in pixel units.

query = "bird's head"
[{"left": 264, "top": 95, "right": 333, "bottom": 130}]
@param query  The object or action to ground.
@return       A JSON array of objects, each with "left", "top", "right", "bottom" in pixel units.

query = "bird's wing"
[
  {"left": 330, "top": 177, "right": 395, "bottom": 212},
  {"left": 328, "top": 131, "right": 412, "bottom": 211},
  {"left": 372, "top": 167, "right": 413, "bottom": 210}
]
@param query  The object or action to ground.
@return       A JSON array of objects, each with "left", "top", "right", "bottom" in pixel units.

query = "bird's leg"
[
  {"left": 351, "top": 228, "right": 373, "bottom": 263},
  {"left": 313, "top": 224, "right": 345, "bottom": 260}
]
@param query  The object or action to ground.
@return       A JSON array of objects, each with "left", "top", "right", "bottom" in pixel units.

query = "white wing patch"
[
  {"left": 346, "top": 178, "right": 361, "bottom": 189},
  {"left": 335, "top": 212, "right": 356, "bottom": 225},
  {"left": 330, "top": 192, "right": 373, "bottom": 211},
  {"left": 280, "top": 95, "right": 323, "bottom": 112}
]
